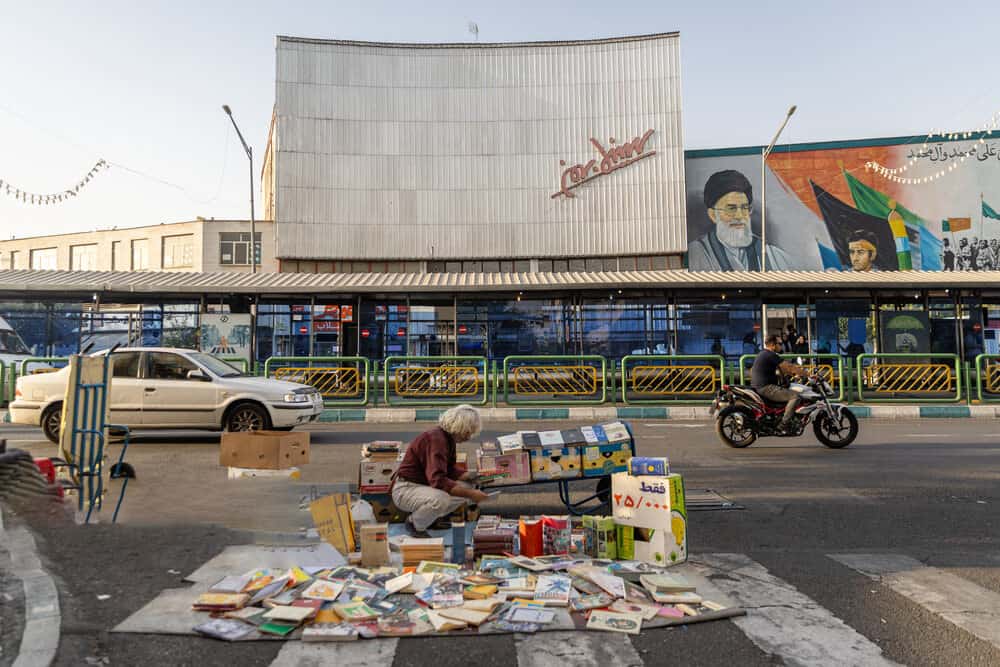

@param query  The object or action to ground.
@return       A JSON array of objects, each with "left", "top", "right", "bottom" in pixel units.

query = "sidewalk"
[{"left": 320, "top": 404, "right": 1000, "bottom": 423}]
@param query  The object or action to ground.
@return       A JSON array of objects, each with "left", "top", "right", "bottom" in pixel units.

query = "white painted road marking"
[
  {"left": 692, "top": 553, "right": 899, "bottom": 666},
  {"left": 830, "top": 553, "right": 1000, "bottom": 651},
  {"left": 642, "top": 423, "right": 704, "bottom": 428},
  {"left": 516, "top": 631, "right": 643, "bottom": 667},
  {"left": 269, "top": 638, "right": 399, "bottom": 667}
]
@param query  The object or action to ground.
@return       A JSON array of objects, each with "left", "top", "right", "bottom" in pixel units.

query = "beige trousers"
[{"left": 392, "top": 479, "right": 469, "bottom": 531}]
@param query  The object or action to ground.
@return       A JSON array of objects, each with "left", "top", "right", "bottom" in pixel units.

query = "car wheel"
[
  {"left": 224, "top": 403, "right": 271, "bottom": 432},
  {"left": 41, "top": 403, "right": 62, "bottom": 444}
]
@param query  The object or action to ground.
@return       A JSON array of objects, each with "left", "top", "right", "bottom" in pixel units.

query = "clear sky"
[{"left": 2, "top": 0, "right": 998, "bottom": 238}]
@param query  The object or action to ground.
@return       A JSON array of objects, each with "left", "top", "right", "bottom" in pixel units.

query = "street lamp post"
[
  {"left": 221, "top": 104, "right": 256, "bottom": 274},
  {"left": 760, "top": 105, "right": 796, "bottom": 342},
  {"left": 760, "top": 105, "right": 797, "bottom": 272}
]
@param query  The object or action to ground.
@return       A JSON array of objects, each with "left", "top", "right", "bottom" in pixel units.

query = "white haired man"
[{"left": 391, "top": 404, "right": 490, "bottom": 537}]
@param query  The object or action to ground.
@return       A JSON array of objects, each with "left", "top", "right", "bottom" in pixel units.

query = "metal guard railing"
[
  {"left": 263, "top": 356, "right": 370, "bottom": 406},
  {"left": 382, "top": 356, "right": 488, "bottom": 406},
  {"left": 621, "top": 355, "right": 724, "bottom": 404},
  {"left": 503, "top": 355, "right": 607, "bottom": 405},
  {"left": 856, "top": 353, "right": 961, "bottom": 403}
]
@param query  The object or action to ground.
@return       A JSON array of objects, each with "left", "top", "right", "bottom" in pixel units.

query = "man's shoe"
[
  {"left": 428, "top": 518, "right": 453, "bottom": 531},
  {"left": 404, "top": 517, "right": 433, "bottom": 538}
]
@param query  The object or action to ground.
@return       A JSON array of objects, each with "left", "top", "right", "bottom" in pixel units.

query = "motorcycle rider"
[{"left": 751, "top": 333, "right": 807, "bottom": 431}]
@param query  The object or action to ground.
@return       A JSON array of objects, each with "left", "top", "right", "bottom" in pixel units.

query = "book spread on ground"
[
  {"left": 587, "top": 609, "right": 642, "bottom": 635},
  {"left": 538, "top": 430, "right": 565, "bottom": 447},
  {"left": 301, "top": 623, "right": 359, "bottom": 642},
  {"left": 192, "top": 618, "right": 255, "bottom": 641},
  {"left": 533, "top": 575, "right": 571, "bottom": 606}
]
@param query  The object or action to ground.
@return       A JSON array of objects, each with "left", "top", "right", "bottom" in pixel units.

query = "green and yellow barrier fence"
[
  {"left": 974, "top": 354, "right": 1000, "bottom": 403},
  {"left": 621, "top": 355, "right": 723, "bottom": 404},
  {"left": 383, "top": 356, "right": 488, "bottom": 406},
  {"left": 264, "top": 356, "right": 369, "bottom": 405},
  {"left": 503, "top": 355, "right": 607, "bottom": 405},
  {"left": 856, "top": 353, "right": 961, "bottom": 403},
  {"left": 738, "top": 353, "right": 844, "bottom": 402}
]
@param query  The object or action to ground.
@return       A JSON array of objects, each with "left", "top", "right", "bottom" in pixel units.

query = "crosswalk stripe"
[
  {"left": 516, "top": 631, "right": 643, "bottom": 667},
  {"left": 830, "top": 553, "right": 1000, "bottom": 650},
  {"left": 692, "top": 553, "right": 899, "bottom": 666},
  {"left": 269, "top": 638, "right": 399, "bottom": 667}
]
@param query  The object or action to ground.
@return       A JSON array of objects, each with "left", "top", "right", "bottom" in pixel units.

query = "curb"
[{"left": 0, "top": 508, "right": 61, "bottom": 667}]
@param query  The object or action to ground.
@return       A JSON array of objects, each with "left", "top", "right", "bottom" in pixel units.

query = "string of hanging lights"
[{"left": 0, "top": 159, "right": 110, "bottom": 205}]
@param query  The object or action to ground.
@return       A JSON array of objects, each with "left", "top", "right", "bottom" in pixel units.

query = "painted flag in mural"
[
  {"left": 946, "top": 217, "right": 972, "bottom": 232},
  {"left": 817, "top": 241, "right": 843, "bottom": 270},
  {"left": 810, "top": 181, "right": 899, "bottom": 271},
  {"left": 843, "top": 170, "right": 942, "bottom": 270},
  {"left": 984, "top": 200, "right": 1000, "bottom": 221}
]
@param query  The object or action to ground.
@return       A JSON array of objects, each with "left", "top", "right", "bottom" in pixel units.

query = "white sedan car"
[{"left": 9, "top": 347, "right": 324, "bottom": 443}]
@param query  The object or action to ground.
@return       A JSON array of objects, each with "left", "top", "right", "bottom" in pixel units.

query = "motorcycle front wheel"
[
  {"left": 716, "top": 406, "right": 757, "bottom": 448},
  {"left": 813, "top": 408, "right": 859, "bottom": 448}
]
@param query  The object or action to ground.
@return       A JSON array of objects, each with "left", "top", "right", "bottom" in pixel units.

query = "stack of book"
[
  {"left": 361, "top": 441, "right": 403, "bottom": 460},
  {"left": 472, "top": 515, "right": 517, "bottom": 558},
  {"left": 400, "top": 537, "right": 445, "bottom": 567}
]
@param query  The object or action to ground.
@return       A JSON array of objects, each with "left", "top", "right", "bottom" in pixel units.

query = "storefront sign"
[{"left": 552, "top": 129, "right": 656, "bottom": 199}]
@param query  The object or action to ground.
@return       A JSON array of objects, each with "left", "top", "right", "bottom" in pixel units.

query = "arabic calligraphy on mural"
[
  {"left": 906, "top": 142, "right": 1000, "bottom": 162},
  {"left": 551, "top": 129, "right": 656, "bottom": 199}
]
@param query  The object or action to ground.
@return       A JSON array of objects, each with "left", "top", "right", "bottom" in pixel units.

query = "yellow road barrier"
[
  {"left": 512, "top": 365, "right": 597, "bottom": 396},
  {"left": 630, "top": 365, "right": 717, "bottom": 395},
  {"left": 394, "top": 365, "right": 480, "bottom": 397},
  {"left": 986, "top": 360, "right": 1000, "bottom": 394},
  {"left": 863, "top": 363, "right": 953, "bottom": 393},
  {"left": 273, "top": 366, "right": 361, "bottom": 398}
]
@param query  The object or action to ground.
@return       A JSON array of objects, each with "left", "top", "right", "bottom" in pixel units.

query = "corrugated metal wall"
[{"left": 274, "top": 34, "right": 686, "bottom": 260}]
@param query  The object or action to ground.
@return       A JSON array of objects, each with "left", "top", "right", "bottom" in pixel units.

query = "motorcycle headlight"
[{"left": 283, "top": 393, "right": 309, "bottom": 403}]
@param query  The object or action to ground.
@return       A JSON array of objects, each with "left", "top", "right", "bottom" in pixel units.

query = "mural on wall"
[
  {"left": 200, "top": 314, "right": 251, "bottom": 358},
  {"left": 685, "top": 134, "right": 1000, "bottom": 271}
]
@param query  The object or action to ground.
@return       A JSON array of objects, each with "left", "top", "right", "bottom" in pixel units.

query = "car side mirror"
[{"left": 187, "top": 369, "right": 209, "bottom": 381}]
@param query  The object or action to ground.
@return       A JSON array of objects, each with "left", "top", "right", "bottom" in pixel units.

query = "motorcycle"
[{"left": 710, "top": 376, "right": 858, "bottom": 449}]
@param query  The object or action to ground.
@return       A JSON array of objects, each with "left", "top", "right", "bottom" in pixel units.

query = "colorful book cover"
[
  {"left": 586, "top": 609, "right": 642, "bottom": 634},
  {"left": 192, "top": 618, "right": 255, "bottom": 641},
  {"left": 600, "top": 422, "right": 631, "bottom": 443},
  {"left": 609, "top": 599, "right": 660, "bottom": 620},
  {"left": 569, "top": 593, "right": 615, "bottom": 612},
  {"left": 580, "top": 426, "right": 600, "bottom": 444},
  {"left": 301, "top": 579, "right": 345, "bottom": 601},
  {"left": 590, "top": 425, "right": 610, "bottom": 443},
  {"left": 533, "top": 575, "right": 572, "bottom": 606},
  {"left": 538, "top": 430, "right": 565, "bottom": 447},
  {"left": 497, "top": 434, "right": 523, "bottom": 452},
  {"left": 191, "top": 592, "right": 249, "bottom": 611},
  {"left": 332, "top": 601, "right": 380, "bottom": 621},
  {"left": 263, "top": 605, "right": 315, "bottom": 624},
  {"left": 258, "top": 621, "right": 298, "bottom": 637},
  {"left": 247, "top": 578, "right": 290, "bottom": 606},
  {"left": 506, "top": 606, "right": 555, "bottom": 624},
  {"left": 589, "top": 572, "right": 627, "bottom": 599},
  {"left": 301, "top": 622, "right": 359, "bottom": 642}
]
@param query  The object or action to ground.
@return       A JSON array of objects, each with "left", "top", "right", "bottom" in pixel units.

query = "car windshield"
[
  {"left": 187, "top": 352, "right": 243, "bottom": 378},
  {"left": 0, "top": 330, "right": 30, "bottom": 355}
]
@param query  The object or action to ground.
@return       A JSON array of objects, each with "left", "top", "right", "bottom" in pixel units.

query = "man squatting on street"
[{"left": 391, "top": 404, "right": 490, "bottom": 537}]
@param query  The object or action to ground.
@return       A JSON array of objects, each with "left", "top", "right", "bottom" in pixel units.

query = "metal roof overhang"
[{"left": 0, "top": 269, "right": 998, "bottom": 299}]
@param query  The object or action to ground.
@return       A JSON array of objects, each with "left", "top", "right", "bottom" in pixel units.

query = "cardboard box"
[
  {"left": 226, "top": 466, "right": 301, "bottom": 480},
  {"left": 220, "top": 430, "right": 310, "bottom": 470},
  {"left": 611, "top": 472, "right": 687, "bottom": 566},
  {"left": 529, "top": 446, "right": 582, "bottom": 481},
  {"left": 362, "top": 493, "right": 409, "bottom": 524},
  {"left": 582, "top": 441, "right": 631, "bottom": 477},
  {"left": 310, "top": 493, "right": 355, "bottom": 554},
  {"left": 477, "top": 449, "right": 532, "bottom": 486},
  {"left": 359, "top": 460, "right": 400, "bottom": 493}
]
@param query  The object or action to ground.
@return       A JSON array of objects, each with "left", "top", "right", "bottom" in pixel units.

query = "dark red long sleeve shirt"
[{"left": 394, "top": 427, "right": 460, "bottom": 492}]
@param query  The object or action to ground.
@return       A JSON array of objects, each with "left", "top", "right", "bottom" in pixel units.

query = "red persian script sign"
[{"left": 552, "top": 129, "right": 656, "bottom": 199}]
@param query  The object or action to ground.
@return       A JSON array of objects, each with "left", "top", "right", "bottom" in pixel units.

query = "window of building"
[
  {"left": 219, "top": 232, "right": 261, "bottom": 266},
  {"left": 445, "top": 261, "right": 462, "bottom": 273},
  {"left": 30, "top": 248, "right": 57, "bottom": 270},
  {"left": 619, "top": 256, "right": 637, "bottom": 271},
  {"left": 162, "top": 234, "right": 194, "bottom": 269},
  {"left": 552, "top": 259, "right": 569, "bottom": 272},
  {"left": 536, "top": 260, "right": 553, "bottom": 272},
  {"left": 111, "top": 241, "right": 128, "bottom": 271},
  {"left": 70, "top": 244, "right": 98, "bottom": 271},
  {"left": 8, "top": 251, "right": 20, "bottom": 270},
  {"left": 482, "top": 260, "right": 500, "bottom": 273},
  {"left": 514, "top": 260, "right": 531, "bottom": 273},
  {"left": 131, "top": 239, "right": 149, "bottom": 270}
]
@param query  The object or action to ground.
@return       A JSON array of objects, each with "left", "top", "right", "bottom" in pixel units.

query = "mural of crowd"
[{"left": 685, "top": 133, "right": 1000, "bottom": 272}]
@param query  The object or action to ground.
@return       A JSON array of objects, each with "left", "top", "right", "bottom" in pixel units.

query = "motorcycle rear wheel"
[
  {"left": 716, "top": 406, "right": 757, "bottom": 448},
  {"left": 813, "top": 408, "right": 859, "bottom": 448}
]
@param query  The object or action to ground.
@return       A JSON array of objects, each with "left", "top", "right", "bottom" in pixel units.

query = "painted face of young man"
[
  {"left": 707, "top": 191, "right": 753, "bottom": 249},
  {"left": 848, "top": 241, "right": 876, "bottom": 271}
]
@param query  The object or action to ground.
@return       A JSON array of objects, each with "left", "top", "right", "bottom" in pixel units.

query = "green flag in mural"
[
  {"left": 843, "top": 170, "right": 942, "bottom": 270},
  {"left": 984, "top": 199, "right": 1000, "bottom": 221}
]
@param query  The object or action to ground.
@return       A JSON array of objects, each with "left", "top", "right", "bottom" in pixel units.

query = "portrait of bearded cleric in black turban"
[{"left": 687, "top": 169, "right": 794, "bottom": 271}]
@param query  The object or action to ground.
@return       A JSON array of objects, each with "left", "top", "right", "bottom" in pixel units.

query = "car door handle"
[{"left": 144, "top": 387, "right": 156, "bottom": 392}]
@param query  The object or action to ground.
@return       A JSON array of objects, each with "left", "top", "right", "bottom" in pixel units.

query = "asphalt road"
[{"left": 1, "top": 418, "right": 999, "bottom": 666}]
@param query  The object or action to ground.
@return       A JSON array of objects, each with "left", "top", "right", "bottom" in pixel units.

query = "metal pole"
[
  {"left": 760, "top": 105, "right": 797, "bottom": 272},
  {"left": 222, "top": 105, "right": 256, "bottom": 274}
]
